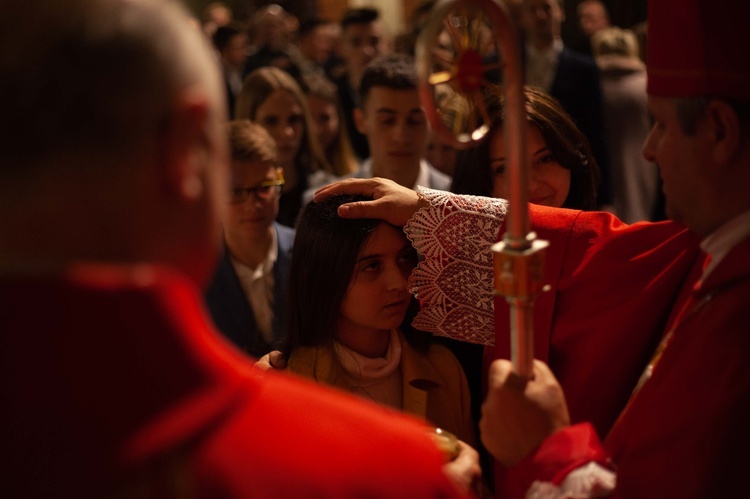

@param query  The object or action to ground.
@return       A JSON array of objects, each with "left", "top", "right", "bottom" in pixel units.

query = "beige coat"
[{"left": 288, "top": 330, "right": 476, "bottom": 446}]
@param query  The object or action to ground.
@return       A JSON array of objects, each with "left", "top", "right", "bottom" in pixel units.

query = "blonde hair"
[
  {"left": 303, "top": 73, "right": 358, "bottom": 176},
  {"left": 235, "top": 67, "right": 332, "bottom": 175}
]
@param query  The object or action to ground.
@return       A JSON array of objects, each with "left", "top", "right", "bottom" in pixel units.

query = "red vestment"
[
  {"left": 491, "top": 206, "right": 702, "bottom": 435},
  {"left": 403, "top": 194, "right": 702, "bottom": 494},
  {"left": 505, "top": 230, "right": 750, "bottom": 497},
  {"left": 0, "top": 264, "right": 465, "bottom": 498},
  {"left": 489, "top": 205, "right": 702, "bottom": 495}
]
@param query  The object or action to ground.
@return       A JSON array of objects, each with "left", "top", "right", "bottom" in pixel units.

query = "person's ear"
[
  {"left": 708, "top": 99, "right": 740, "bottom": 166},
  {"left": 353, "top": 107, "right": 367, "bottom": 134},
  {"left": 159, "top": 91, "right": 211, "bottom": 201}
]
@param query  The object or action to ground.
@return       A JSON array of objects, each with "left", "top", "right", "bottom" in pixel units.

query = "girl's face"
[
  {"left": 489, "top": 123, "right": 571, "bottom": 208},
  {"left": 255, "top": 89, "right": 304, "bottom": 167},
  {"left": 306, "top": 94, "right": 339, "bottom": 152},
  {"left": 336, "top": 223, "right": 417, "bottom": 338}
]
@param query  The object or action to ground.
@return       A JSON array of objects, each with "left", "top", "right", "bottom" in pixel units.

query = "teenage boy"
[
  {"left": 353, "top": 53, "right": 451, "bottom": 191},
  {"left": 205, "top": 120, "right": 293, "bottom": 358}
]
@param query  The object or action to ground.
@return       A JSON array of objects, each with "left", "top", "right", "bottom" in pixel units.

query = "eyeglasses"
[{"left": 228, "top": 171, "right": 285, "bottom": 204}]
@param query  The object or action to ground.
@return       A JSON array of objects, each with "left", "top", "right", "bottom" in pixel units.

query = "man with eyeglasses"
[{"left": 205, "top": 120, "right": 293, "bottom": 358}]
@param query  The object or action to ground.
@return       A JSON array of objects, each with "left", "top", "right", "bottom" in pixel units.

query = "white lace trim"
[
  {"left": 526, "top": 462, "right": 616, "bottom": 498},
  {"left": 404, "top": 188, "right": 508, "bottom": 346}
]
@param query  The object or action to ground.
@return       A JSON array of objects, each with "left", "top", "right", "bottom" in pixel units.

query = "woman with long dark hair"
[{"left": 451, "top": 85, "right": 600, "bottom": 210}]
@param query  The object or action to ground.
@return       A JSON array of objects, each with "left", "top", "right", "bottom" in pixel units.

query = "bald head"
[
  {"left": 0, "top": 0, "right": 229, "bottom": 285},
  {"left": 0, "top": 0, "right": 222, "bottom": 174}
]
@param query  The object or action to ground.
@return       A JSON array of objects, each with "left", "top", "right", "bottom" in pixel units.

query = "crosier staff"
[{"left": 415, "top": 0, "right": 548, "bottom": 378}]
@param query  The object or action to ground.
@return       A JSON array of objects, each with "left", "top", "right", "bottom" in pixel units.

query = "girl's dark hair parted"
[
  {"left": 284, "top": 195, "right": 379, "bottom": 357},
  {"left": 284, "top": 194, "right": 429, "bottom": 361}
]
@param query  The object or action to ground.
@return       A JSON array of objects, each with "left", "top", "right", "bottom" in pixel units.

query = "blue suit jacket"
[{"left": 204, "top": 223, "right": 294, "bottom": 358}]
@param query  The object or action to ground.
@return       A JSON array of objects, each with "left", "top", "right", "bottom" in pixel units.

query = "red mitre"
[{"left": 647, "top": 0, "right": 750, "bottom": 100}]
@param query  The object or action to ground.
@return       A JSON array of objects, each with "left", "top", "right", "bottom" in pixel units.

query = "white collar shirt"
[
  {"left": 700, "top": 210, "right": 750, "bottom": 279},
  {"left": 525, "top": 38, "right": 563, "bottom": 92},
  {"left": 230, "top": 228, "right": 278, "bottom": 342}
]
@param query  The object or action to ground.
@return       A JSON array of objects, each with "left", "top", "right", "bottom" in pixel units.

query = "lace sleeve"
[{"left": 404, "top": 187, "right": 508, "bottom": 346}]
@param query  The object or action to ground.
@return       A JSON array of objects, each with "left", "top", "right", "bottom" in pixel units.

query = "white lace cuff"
[
  {"left": 526, "top": 462, "right": 616, "bottom": 498},
  {"left": 404, "top": 188, "right": 508, "bottom": 346}
]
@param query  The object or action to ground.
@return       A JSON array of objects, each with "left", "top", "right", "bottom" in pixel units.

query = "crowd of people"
[
  {"left": 201, "top": 0, "right": 664, "bottom": 361},
  {"left": 206, "top": 0, "right": 660, "bottom": 222},
  {"left": 3, "top": 0, "right": 749, "bottom": 497}
]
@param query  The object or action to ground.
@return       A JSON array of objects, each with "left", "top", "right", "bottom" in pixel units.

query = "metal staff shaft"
[{"left": 416, "top": 0, "right": 548, "bottom": 378}]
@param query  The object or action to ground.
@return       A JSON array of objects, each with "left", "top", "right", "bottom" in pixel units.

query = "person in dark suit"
[
  {"left": 520, "top": 0, "right": 611, "bottom": 206},
  {"left": 243, "top": 4, "right": 302, "bottom": 84},
  {"left": 212, "top": 23, "right": 249, "bottom": 119},
  {"left": 205, "top": 120, "right": 294, "bottom": 357}
]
